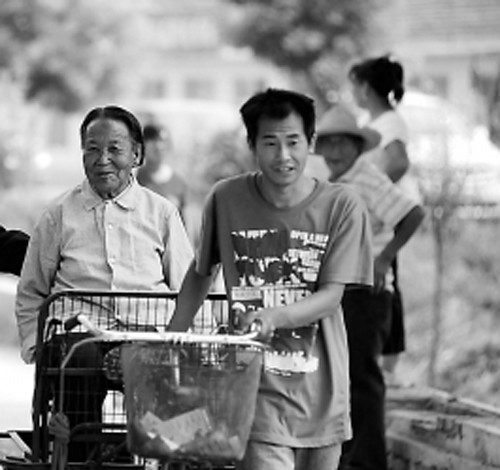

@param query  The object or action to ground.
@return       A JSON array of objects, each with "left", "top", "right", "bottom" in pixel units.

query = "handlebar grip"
[
  {"left": 249, "top": 318, "right": 263, "bottom": 334},
  {"left": 64, "top": 315, "right": 81, "bottom": 332}
]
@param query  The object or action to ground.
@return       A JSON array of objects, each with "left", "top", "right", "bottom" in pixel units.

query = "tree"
[
  {"left": 0, "top": 0, "right": 134, "bottom": 112},
  {"left": 472, "top": 65, "right": 500, "bottom": 149},
  {"left": 225, "top": 0, "right": 383, "bottom": 107},
  {"left": 418, "top": 165, "right": 465, "bottom": 386}
]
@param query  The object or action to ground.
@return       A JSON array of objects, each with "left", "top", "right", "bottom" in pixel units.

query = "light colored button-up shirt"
[
  {"left": 15, "top": 178, "right": 193, "bottom": 363},
  {"left": 337, "top": 157, "right": 417, "bottom": 256}
]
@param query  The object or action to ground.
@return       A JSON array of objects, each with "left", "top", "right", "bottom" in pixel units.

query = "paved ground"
[
  {"left": 0, "top": 346, "right": 34, "bottom": 430},
  {"left": 0, "top": 275, "right": 33, "bottom": 430}
]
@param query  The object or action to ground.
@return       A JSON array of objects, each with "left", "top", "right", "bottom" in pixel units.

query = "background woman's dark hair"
[
  {"left": 349, "top": 55, "right": 405, "bottom": 104},
  {"left": 80, "top": 105, "right": 145, "bottom": 164},
  {"left": 240, "top": 88, "right": 316, "bottom": 147}
]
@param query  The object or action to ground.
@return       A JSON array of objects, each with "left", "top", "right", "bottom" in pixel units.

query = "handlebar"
[{"left": 63, "top": 313, "right": 265, "bottom": 348}]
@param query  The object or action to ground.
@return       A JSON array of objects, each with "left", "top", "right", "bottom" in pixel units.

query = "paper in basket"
[{"left": 140, "top": 408, "right": 212, "bottom": 448}]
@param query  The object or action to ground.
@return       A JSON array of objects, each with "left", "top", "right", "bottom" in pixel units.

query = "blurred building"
[
  {"left": 378, "top": 0, "right": 500, "bottom": 140},
  {"left": 123, "top": 0, "right": 289, "bottom": 107}
]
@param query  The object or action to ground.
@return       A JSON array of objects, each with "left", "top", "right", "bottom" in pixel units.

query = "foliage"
[
  {"left": 198, "top": 128, "right": 257, "bottom": 190},
  {"left": 224, "top": 0, "right": 383, "bottom": 107},
  {"left": 0, "top": 0, "right": 40, "bottom": 69},
  {"left": 398, "top": 220, "right": 500, "bottom": 407},
  {"left": 0, "top": 0, "right": 132, "bottom": 112},
  {"left": 472, "top": 67, "right": 500, "bottom": 149}
]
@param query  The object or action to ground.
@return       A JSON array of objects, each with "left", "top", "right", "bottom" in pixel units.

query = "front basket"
[{"left": 121, "top": 341, "right": 263, "bottom": 464}]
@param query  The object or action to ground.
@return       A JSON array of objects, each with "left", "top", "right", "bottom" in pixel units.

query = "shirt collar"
[{"left": 82, "top": 177, "right": 138, "bottom": 211}]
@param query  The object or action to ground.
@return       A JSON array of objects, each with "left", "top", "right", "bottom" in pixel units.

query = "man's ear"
[
  {"left": 247, "top": 136, "right": 255, "bottom": 152},
  {"left": 309, "top": 133, "right": 317, "bottom": 154}
]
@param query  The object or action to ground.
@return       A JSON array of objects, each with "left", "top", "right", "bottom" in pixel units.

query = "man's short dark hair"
[
  {"left": 80, "top": 105, "right": 145, "bottom": 164},
  {"left": 239, "top": 88, "right": 316, "bottom": 148}
]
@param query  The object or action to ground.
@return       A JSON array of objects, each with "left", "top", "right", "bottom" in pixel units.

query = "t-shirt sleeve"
[
  {"left": 319, "top": 191, "right": 373, "bottom": 287},
  {"left": 195, "top": 189, "right": 221, "bottom": 277},
  {"left": 373, "top": 112, "right": 409, "bottom": 147}
]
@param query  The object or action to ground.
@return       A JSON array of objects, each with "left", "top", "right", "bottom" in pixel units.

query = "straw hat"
[{"left": 316, "top": 105, "right": 380, "bottom": 152}]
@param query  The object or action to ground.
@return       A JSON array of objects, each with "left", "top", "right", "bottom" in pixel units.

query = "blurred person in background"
[
  {"left": 137, "top": 123, "right": 189, "bottom": 222},
  {"left": 349, "top": 54, "right": 419, "bottom": 385},
  {"left": 15, "top": 105, "right": 193, "bottom": 460},
  {"left": 316, "top": 104, "right": 425, "bottom": 470},
  {"left": 0, "top": 225, "right": 29, "bottom": 276}
]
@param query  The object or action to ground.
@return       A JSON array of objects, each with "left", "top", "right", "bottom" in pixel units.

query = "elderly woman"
[{"left": 15, "top": 105, "right": 193, "bottom": 460}]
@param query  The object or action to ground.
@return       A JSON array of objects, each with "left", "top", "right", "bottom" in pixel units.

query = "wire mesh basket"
[
  {"left": 121, "top": 338, "right": 263, "bottom": 464},
  {"left": 29, "top": 290, "right": 230, "bottom": 467}
]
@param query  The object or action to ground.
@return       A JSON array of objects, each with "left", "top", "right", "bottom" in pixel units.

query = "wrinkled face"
[
  {"left": 316, "top": 135, "right": 359, "bottom": 181},
  {"left": 82, "top": 118, "right": 138, "bottom": 199},
  {"left": 252, "top": 111, "right": 313, "bottom": 189}
]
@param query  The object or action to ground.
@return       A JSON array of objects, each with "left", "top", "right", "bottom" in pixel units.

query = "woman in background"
[{"left": 349, "top": 54, "right": 418, "bottom": 385}]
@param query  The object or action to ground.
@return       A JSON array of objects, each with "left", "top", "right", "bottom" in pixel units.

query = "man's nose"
[{"left": 276, "top": 143, "right": 291, "bottom": 161}]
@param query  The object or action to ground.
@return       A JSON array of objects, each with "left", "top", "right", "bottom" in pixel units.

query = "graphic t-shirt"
[
  {"left": 195, "top": 173, "right": 373, "bottom": 446},
  {"left": 231, "top": 228, "right": 327, "bottom": 375}
]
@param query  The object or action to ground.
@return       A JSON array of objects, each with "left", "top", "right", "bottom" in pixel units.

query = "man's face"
[
  {"left": 82, "top": 118, "right": 138, "bottom": 199},
  {"left": 316, "top": 135, "right": 360, "bottom": 181},
  {"left": 252, "top": 111, "right": 313, "bottom": 189}
]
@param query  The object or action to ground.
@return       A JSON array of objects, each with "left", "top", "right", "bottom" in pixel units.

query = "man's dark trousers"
[{"left": 339, "top": 288, "right": 393, "bottom": 470}]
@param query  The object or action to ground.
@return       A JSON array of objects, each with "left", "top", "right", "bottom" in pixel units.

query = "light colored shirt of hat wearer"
[{"left": 336, "top": 157, "right": 418, "bottom": 261}]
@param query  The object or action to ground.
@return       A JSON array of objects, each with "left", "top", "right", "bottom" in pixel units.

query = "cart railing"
[
  {"left": 58, "top": 311, "right": 265, "bottom": 466},
  {"left": 30, "top": 289, "right": 234, "bottom": 466}
]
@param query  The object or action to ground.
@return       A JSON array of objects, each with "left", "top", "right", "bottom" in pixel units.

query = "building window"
[
  {"left": 409, "top": 75, "right": 449, "bottom": 99},
  {"left": 142, "top": 79, "right": 167, "bottom": 99},
  {"left": 234, "top": 78, "right": 266, "bottom": 103},
  {"left": 184, "top": 79, "right": 214, "bottom": 100}
]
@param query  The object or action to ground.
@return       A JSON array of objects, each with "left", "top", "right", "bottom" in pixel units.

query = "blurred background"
[{"left": 2, "top": 0, "right": 500, "bottom": 428}]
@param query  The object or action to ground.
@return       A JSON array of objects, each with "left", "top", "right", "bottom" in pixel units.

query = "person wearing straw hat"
[{"left": 316, "top": 104, "right": 425, "bottom": 470}]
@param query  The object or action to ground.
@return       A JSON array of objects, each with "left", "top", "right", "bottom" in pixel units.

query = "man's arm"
[
  {"left": 0, "top": 226, "right": 29, "bottom": 276},
  {"left": 163, "top": 208, "right": 194, "bottom": 290},
  {"left": 239, "top": 282, "right": 346, "bottom": 340},
  {"left": 380, "top": 141, "right": 409, "bottom": 183},
  {"left": 374, "top": 205, "right": 425, "bottom": 291},
  {"left": 167, "top": 260, "right": 214, "bottom": 331}
]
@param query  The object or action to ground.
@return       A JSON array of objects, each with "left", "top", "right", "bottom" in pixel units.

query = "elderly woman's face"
[{"left": 82, "top": 118, "right": 138, "bottom": 199}]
